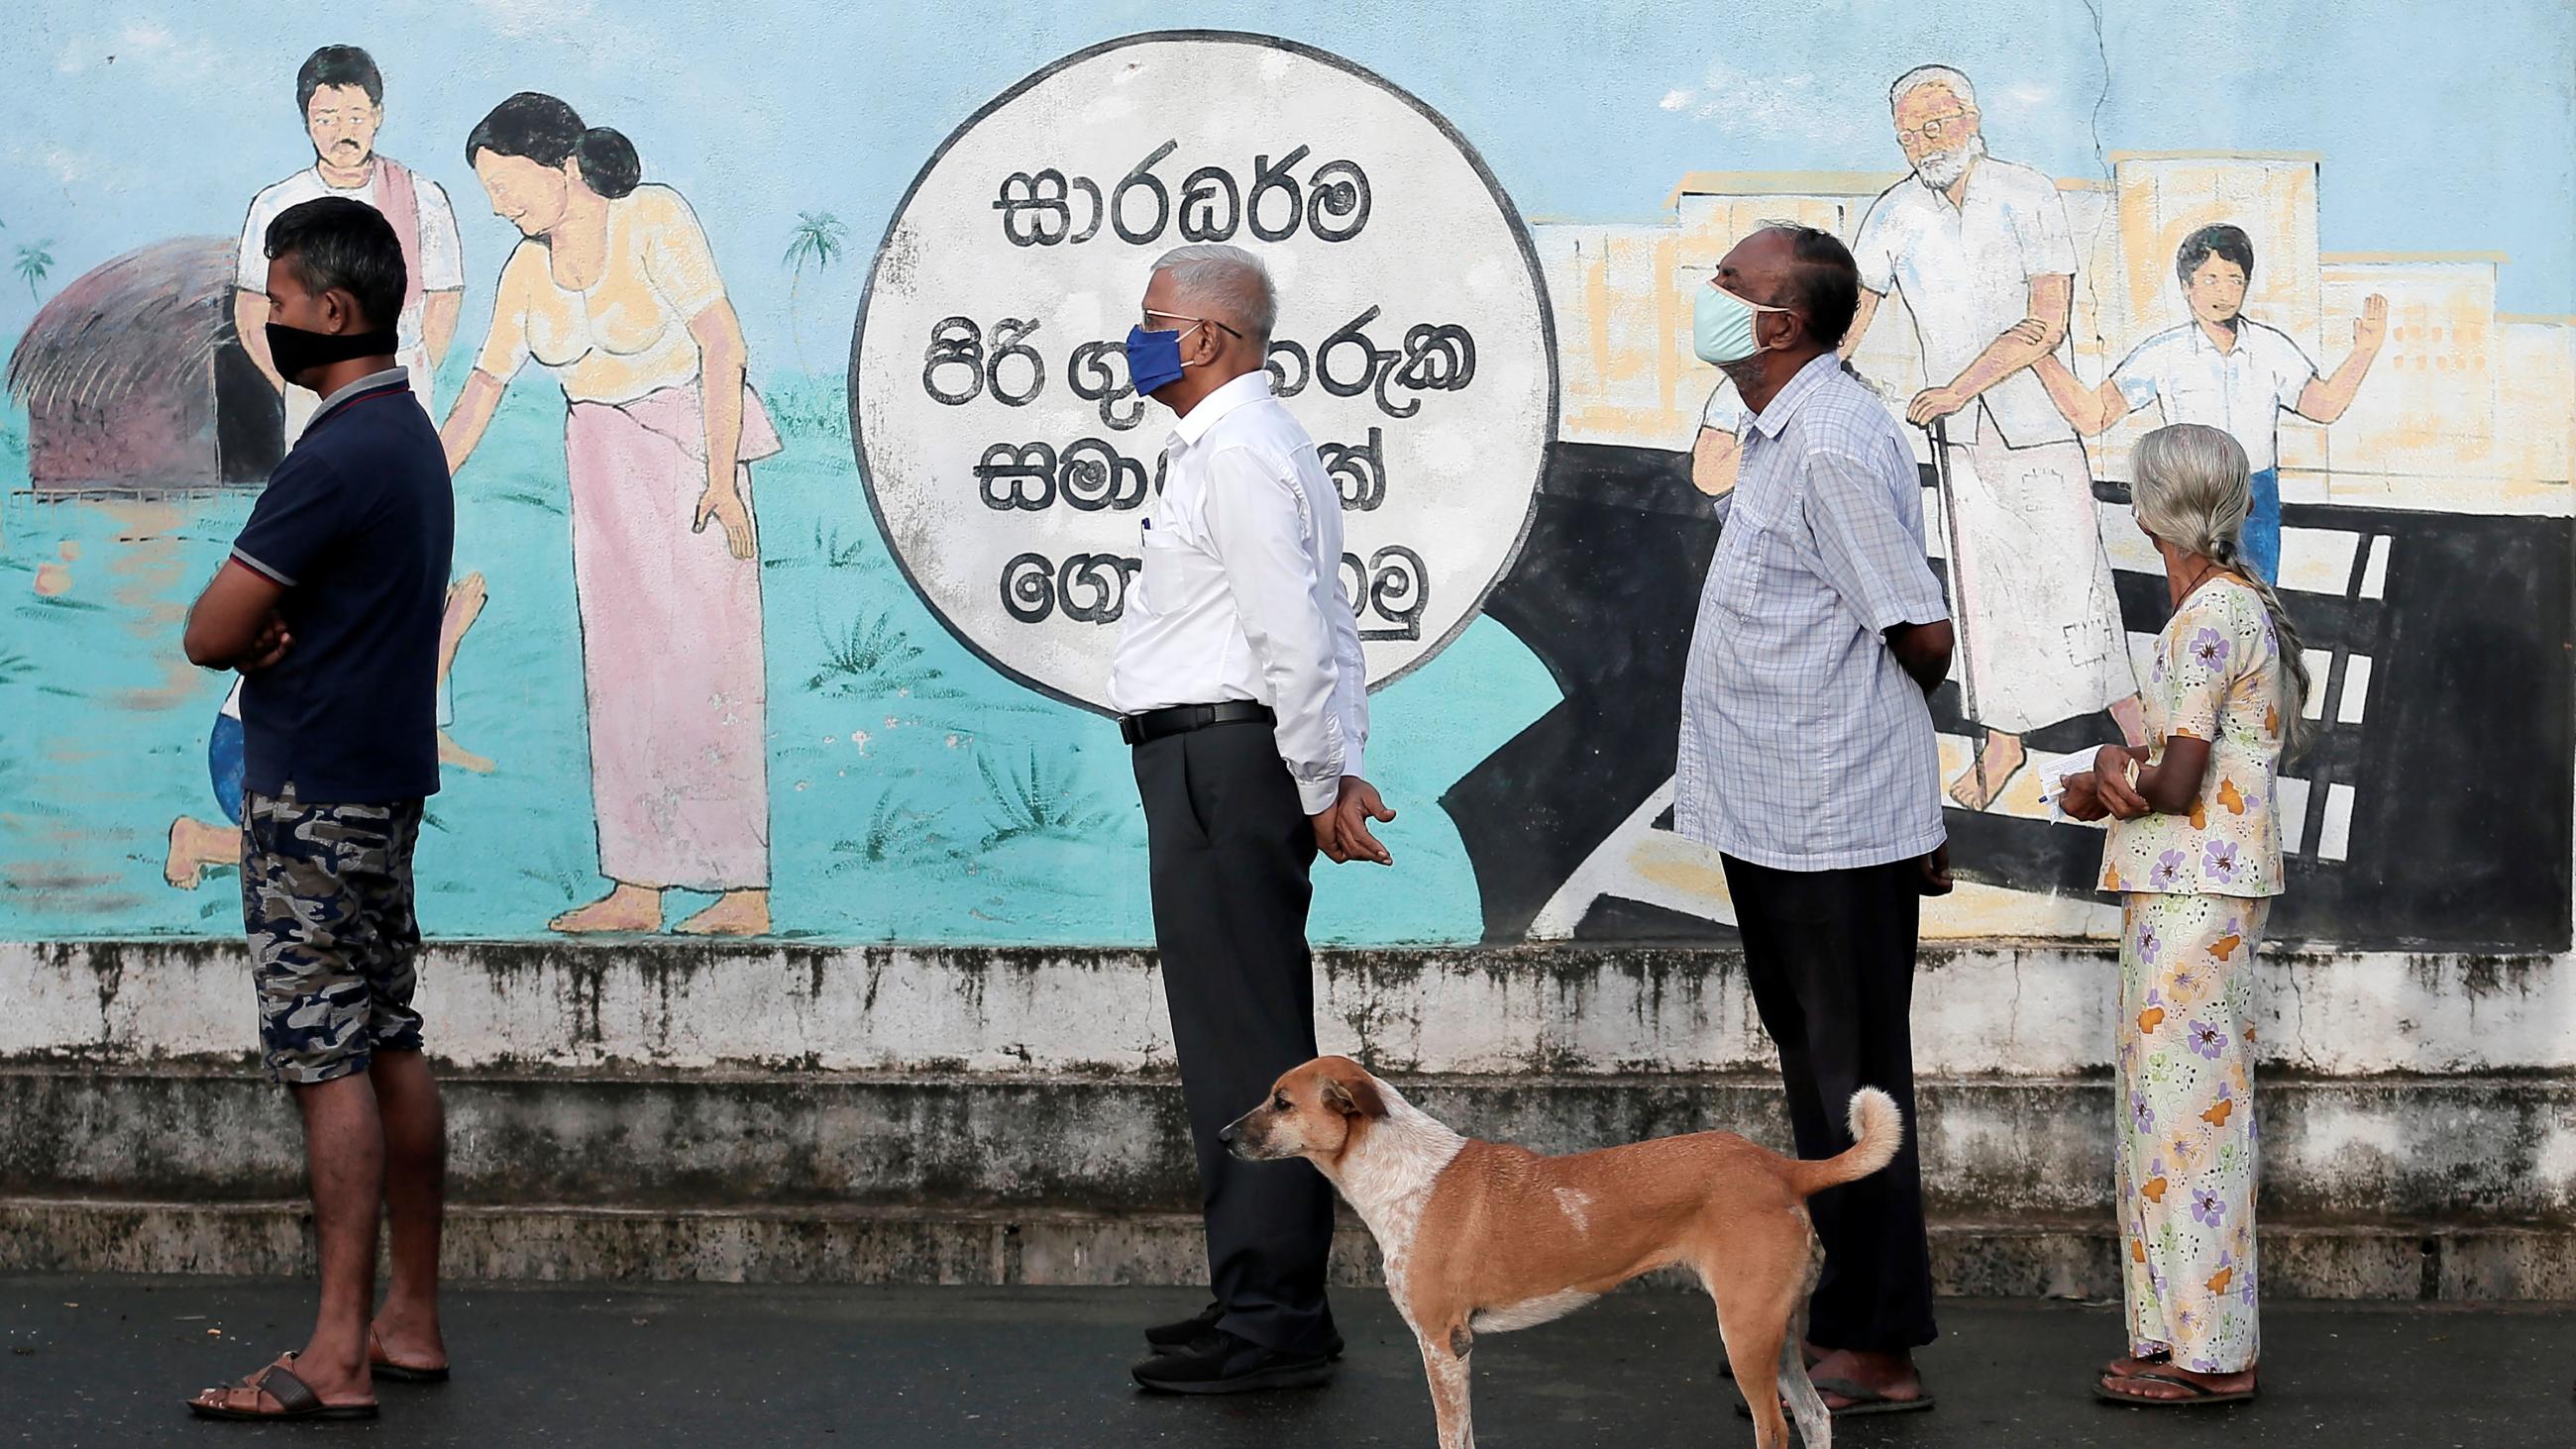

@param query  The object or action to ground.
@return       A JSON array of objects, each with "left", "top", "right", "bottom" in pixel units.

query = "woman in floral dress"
[{"left": 2063, "top": 423, "right": 2309, "bottom": 1406}]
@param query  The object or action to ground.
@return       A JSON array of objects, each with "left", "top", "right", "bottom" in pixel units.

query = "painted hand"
[
  {"left": 1329, "top": 776, "right": 1396, "bottom": 867},
  {"left": 2355, "top": 294, "right": 2388, "bottom": 352},
  {"left": 2003, "top": 318, "right": 2052, "bottom": 348},
  {"left": 1906, "top": 386, "right": 1967, "bottom": 425},
  {"left": 695, "top": 479, "right": 758, "bottom": 561}
]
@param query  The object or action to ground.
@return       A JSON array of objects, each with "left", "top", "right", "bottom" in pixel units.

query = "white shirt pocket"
[{"left": 1135, "top": 525, "right": 1213, "bottom": 616}]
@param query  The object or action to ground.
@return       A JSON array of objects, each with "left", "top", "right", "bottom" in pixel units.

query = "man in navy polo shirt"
[{"left": 181, "top": 196, "right": 455, "bottom": 1422}]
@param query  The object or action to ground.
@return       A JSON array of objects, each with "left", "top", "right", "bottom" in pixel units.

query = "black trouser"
[
  {"left": 1721, "top": 854, "right": 1938, "bottom": 1353},
  {"left": 1133, "top": 720, "right": 1337, "bottom": 1356}
]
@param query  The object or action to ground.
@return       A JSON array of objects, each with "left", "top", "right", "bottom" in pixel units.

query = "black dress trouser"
[
  {"left": 1133, "top": 721, "right": 1338, "bottom": 1356},
  {"left": 1719, "top": 853, "right": 1939, "bottom": 1353}
]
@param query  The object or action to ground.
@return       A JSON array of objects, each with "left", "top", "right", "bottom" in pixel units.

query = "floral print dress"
[{"left": 2101, "top": 577, "right": 2285, "bottom": 1375}]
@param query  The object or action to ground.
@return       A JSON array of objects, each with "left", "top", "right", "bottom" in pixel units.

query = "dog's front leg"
[{"left": 1415, "top": 1324, "right": 1474, "bottom": 1449}]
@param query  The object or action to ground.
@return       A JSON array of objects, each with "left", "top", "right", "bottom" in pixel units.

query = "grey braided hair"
[{"left": 2130, "top": 423, "right": 2311, "bottom": 755}]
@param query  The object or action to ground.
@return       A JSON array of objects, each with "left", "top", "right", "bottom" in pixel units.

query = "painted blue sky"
[{"left": 4, "top": 0, "right": 2569, "bottom": 374}]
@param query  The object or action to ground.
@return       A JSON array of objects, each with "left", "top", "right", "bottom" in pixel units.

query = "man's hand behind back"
[{"left": 1312, "top": 776, "right": 1396, "bottom": 866}]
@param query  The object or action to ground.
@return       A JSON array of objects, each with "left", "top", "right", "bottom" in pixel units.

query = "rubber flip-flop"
[
  {"left": 1736, "top": 1377, "right": 1936, "bottom": 1417},
  {"left": 369, "top": 1327, "right": 451, "bottom": 1384},
  {"left": 2094, "top": 1369, "right": 2256, "bottom": 1407}
]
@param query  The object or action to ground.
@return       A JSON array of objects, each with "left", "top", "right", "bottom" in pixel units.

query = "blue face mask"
[
  {"left": 1692, "top": 281, "right": 1793, "bottom": 365},
  {"left": 1124, "top": 320, "right": 1205, "bottom": 397}
]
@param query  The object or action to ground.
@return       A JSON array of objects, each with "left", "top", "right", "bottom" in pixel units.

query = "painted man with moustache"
[{"left": 236, "top": 45, "right": 464, "bottom": 443}]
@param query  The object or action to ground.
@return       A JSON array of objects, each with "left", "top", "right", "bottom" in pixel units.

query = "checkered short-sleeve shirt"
[{"left": 1676, "top": 353, "right": 1951, "bottom": 871}]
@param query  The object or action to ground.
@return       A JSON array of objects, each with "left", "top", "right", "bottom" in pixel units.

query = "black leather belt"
[{"left": 1119, "top": 701, "right": 1276, "bottom": 746}]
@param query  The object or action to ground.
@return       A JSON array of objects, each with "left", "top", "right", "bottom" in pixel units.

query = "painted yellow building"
[{"left": 1534, "top": 152, "right": 2573, "bottom": 513}]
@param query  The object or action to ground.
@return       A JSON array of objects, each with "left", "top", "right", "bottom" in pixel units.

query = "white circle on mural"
[{"left": 852, "top": 30, "right": 1556, "bottom": 713}]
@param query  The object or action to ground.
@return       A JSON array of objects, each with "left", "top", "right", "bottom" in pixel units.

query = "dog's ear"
[{"left": 1322, "top": 1071, "right": 1386, "bottom": 1119}]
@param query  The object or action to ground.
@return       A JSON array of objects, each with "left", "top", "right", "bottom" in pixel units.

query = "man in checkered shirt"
[{"left": 1676, "top": 224, "right": 1956, "bottom": 1416}]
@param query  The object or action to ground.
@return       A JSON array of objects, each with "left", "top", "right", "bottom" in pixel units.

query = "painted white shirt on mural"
[
  {"left": 1853, "top": 157, "right": 2078, "bottom": 449},
  {"left": 1111, "top": 371, "right": 1369, "bottom": 816},
  {"left": 1699, "top": 375, "right": 1746, "bottom": 436},
  {"left": 2112, "top": 320, "right": 2318, "bottom": 473},
  {"left": 236, "top": 163, "right": 464, "bottom": 356}
]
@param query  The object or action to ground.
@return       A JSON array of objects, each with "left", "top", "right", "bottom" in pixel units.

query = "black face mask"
[{"left": 265, "top": 322, "right": 397, "bottom": 389}]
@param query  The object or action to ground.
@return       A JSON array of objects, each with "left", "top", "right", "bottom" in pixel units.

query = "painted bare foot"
[
  {"left": 437, "top": 729, "right": 495, "bottom": 775},
  {"left": 2110, "top": 694, "right": 2149, "bottom": 749},
  {"left": 551, "top": 883, "right": 663, "bottom": 934},
  {"left": 163, "top": 817, "right": 239, "bottom": 888},
  {"left": 1946, "top": 731, "right": 2027, "bottom": 810},
  {"left": 675, "top": 889, "right": 770, "bottom": 937}
]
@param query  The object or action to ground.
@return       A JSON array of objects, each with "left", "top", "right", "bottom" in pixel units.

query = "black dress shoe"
[
  {"left": 1144, "top": 1303, "right": 1343, "bottom": 1359},
  {"left": 1143, "top": 1301, "right": 1223, "bottom": 1350},
  {"left": 1131, "top": 1328, "right": 1335, "bottom": 1395}
]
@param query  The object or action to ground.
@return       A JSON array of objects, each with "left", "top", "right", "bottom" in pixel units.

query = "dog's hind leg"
[
  {"left": 1775, "top": 1327, "right": 1831, "bottom": 1448},
  {"left": 1713, "top": 1300, "right": 1792, "bottom": 1449},
  {"left": 1777, "top": 1235, "right": 1832, "bottom": 1447},
  {"left": 1705, "top": 1215, "right": 1820, "bottom": 1449},
  {"left": 1415, "top": 1324, "right": 1475, "bottom": 1449}
]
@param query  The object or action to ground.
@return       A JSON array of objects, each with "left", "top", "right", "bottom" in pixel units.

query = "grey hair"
[
  {"left": 2131, "top": 423, "right": 2312, "bottom": 754},
  {"left": 1151, "top": 244, "right": 1276, "bottom": 344},
  {"left": 1889, "top": 64, "right": 1977, "bottom": 113}
]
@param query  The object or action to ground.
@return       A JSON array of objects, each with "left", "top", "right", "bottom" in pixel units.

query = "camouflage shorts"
[{"left": 240, "top": 784, "right": 427, "bottom": 1085}]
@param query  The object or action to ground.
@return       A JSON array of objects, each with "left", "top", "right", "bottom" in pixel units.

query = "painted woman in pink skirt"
[{"left": 441, "top": 92, "right": 775, "bottom": 937}]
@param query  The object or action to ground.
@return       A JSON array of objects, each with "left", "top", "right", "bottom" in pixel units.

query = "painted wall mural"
[
  {"left": 1, "top": 4, "right": 2568, "bottom": 953},
  {"left": 854, "top": 35, "right": 1553, "bottom": 711}
]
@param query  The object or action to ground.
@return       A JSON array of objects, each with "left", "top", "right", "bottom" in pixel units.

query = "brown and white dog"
[{"left": 1223, "top": 1055, "right": 1902, "bottom": 1449}]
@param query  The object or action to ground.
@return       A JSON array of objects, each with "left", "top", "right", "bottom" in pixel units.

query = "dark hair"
[
  {"left": 2176, "top": 224, "right": 2256, "bottom": 287},
  {"left": 265, "top": 196, "right": 405, "bottom": 329},
  {"left": 1760, "top": 223, "right": 1863, "bottom": 350},
  {"left": 295, "top": 46, "right": 382, "bottom": 114},
  {"left": 465, "top": 92, "right": 641, "bottom": 200}
]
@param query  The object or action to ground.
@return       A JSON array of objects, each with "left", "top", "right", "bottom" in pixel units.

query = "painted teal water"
[{"left": 0, "top": 371, "right": 1552, "bottom": 943}]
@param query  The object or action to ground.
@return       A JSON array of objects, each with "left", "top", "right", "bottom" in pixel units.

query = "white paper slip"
[{"left": 2036, "top": 747, "right": 2118, "bottom": 805}]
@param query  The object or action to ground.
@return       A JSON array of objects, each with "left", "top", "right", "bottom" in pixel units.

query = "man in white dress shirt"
[
  {"left": 1845, "top": 64, "right": 2143, "bottom": 810},
  {"left": 1111, "top": 244, "right": 1395, "bottom": 1396},
  {"left": 237, "top": 46, "right": 464, "bottom": 444}
]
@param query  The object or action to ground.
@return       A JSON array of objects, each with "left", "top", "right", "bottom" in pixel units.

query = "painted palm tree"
[
  {"left": 782, "top": 212, "right": 848, "bottom": 376},
  {"left": 13, "top": 242, "right": 53, "bottom": 300}
]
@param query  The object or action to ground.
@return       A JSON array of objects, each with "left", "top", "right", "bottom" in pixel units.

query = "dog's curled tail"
[{"left": 1786, "top": 1087, "right": 1904, "bottom": 1197}]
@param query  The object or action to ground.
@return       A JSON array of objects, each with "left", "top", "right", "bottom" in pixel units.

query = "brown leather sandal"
[
  {"left": 369, "top": 1326, "right": 451, "bottom": 1384},
  {"left": 186, "top": 1352, "right": 379, "bottom": 1420}
]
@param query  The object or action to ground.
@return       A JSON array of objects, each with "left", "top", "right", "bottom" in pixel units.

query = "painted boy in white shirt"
[{"left": 2028, "top": 223, "right": 2387, "bottom": 582}]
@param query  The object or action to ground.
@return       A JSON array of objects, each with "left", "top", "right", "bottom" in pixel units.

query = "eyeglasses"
[
  {"left": 1141, "top": 307, "right": 1243, "bottom": 339},
  {"left": 1897, "top": 111, "right": 1974, "bottom": 147}
]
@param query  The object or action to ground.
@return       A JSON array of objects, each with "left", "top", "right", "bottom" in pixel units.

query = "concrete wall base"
[
  {"left": 5, "top": 1196, "right": 2566, "bottom": 1299},
  {"left": 6, "top": 941, "right": 2567, "bottom": 1297}
]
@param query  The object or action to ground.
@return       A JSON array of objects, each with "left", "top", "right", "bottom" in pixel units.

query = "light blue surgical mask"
[{"left": 1692, "top": 281, "right": 1795, "bottom": 365}]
